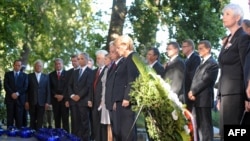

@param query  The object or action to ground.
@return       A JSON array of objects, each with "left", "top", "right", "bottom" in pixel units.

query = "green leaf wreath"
[{"left": 130, "top": 54, "right": 191, "bottom": 141}]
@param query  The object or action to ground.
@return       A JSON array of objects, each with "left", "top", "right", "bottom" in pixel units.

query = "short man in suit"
[
  {"left": 113, "top": 35, "right": 140, "bottom": 141},
  {"left": 91, "top": 49, "right": 108, "bottom": 141},
  {"left": 4, "top": 60, "right": 28, "bottom": 128},
  {"left": 25, "top": 60, "right": 50, "bottom": 130},
  {"left": 105, "top": 41, "right": 124, "bottom": 141},
  {"left": 182, "top": 39, "right": 201, "bottom": 112},
  {"left": 146, "top": 47, "right": 164, "bottom": 78},
  {"left": 188, "top": 40, "right": 219, "bottom": 141},
  {"left": 49, "top": 58, "right": 69, "bottom": 132},
  {"left": 164, "top": 41, "right": 185, "bottom": 102},
  {"left": 68, "top": 52, "right": 94, "bottom": 140}
]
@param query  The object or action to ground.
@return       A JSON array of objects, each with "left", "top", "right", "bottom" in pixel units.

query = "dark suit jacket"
[
  {"left": 92, "top": 67, "right": 105, "bottom": 108},
  {"left": 105, "top": 59, "right": 124, "bottom": 110},
  {"left": 218, "top": 27, "right": 250, "bottom": 97},
  {"left": 65, "top": 68, "right": 78, "bottom": 101},
  {"left": 184, "top": 52, "right": 201, "bottom": 109},
  {"left": 124, "top": 52, "right": 140, "bottom": 101},
  {"left": 164, "top": 56, "right": 185, "bottom": 100},
  {"left": 152, "top": 61, "right": 165, "bottom": 78},
  {"left": 113, "top": 52, "right": 139, "bottom": 102},
  {"left": 49, "top": 70, "right": 68, "bottom": 104},
  {"left": 244, "top": 43, "right": 250, "bottom": 88},
  {"left": 4, "top": 71, "right": 28, "bottom": 105},
  {"left": 190, "top": 56, "right": 219, "bottom": 107},
  {"left": 68, "top": 67, "right": 94, "bottom": 106},
  {"left": 26, "top": 73, "right": 50, "bottom": 106}
]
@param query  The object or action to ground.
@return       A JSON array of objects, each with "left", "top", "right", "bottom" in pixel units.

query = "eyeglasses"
[{"left": 182, "top": 46, "right": 190, "bottom": 48}]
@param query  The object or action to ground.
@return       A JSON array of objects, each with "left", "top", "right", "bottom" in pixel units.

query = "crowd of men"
[
  {"left": 2, "top": 33, "right": 221, "bottom": 141},
  {"left": 3, "top": 3, "right": 250, "bottom": 140}
]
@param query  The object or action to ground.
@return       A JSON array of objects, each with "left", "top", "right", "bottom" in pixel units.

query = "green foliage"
[
  {"left": 130, "top": 54, "right": 190, "bottom": 141},
  {"left": 0, "top": 0, "right": 107, "bottom": 73},
  {"left": 0, "top": 93, "right": 6, "bottom": 122},
  {"left": 128, "top": 0, "right": 160, "bottom": 56},
  {"left": 212, "top": 110, "right": 220, "bottom": 128},
  {"left": 128, "top": 0, "right": 230, "bottom": 57}
]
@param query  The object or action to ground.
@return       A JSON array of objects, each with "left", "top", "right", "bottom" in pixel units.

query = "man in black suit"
[
  {"left": 188, "top": 40, "right": 219, "bottom": 141},
  {"left": 49, "top": 58, "right": 69, "bottom": 132},
  {"left": 164, "top": 41, "right": 185, "bottom": 102},
  {"left": 4, "top": 60, "right": 28, "bottom": 129},
  {"left": 91, "top": 49, "right": 108, "bottom": 141},
  {"left": 25, "top": 60, "right": 50, "bottom": 130},
  {"left": 146, "top": 47, "right": 164, "bottom": 78},
  {"left": 68, "top": 52, "right": 94, "bottom": 140},
  {"left": 105, "top": 41, "right": 124, "bottom": 141},
  {"left": 182, "top": 39, "right": 201, "bottom": 112},
  {"left": 113, "top": 35, "right": 139, "bottom": 141}
]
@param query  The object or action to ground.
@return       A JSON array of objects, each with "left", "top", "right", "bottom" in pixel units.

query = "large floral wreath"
[{"left": 129, "top": 54, "right": 192, "bottom": 141}]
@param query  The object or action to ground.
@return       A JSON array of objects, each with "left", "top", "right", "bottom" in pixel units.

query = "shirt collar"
[
  {"left": 170, "top": 55, "right": 178, "bottom": 62},
  {"left": 187, "top": 51, "right": 194, "bottom": 59},
  {"left": 202, "top": 54, "right": 211, "bottom": 63},
  {"left": 149, "top": 60, "right": 157, "bottom": 68}
]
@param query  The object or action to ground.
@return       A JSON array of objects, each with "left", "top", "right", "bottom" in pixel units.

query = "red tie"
[
  {"left": 57, "top": 71, "right": 60, "bottom": 80},
  {"left": 93, "top": 68, "right": 101, "bottom": 91}
]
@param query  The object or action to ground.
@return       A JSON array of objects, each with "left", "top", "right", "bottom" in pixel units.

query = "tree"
[
  {"left": 128, "top": 0, "right": 230, "bottom": 59},
  {"left": 105, "top": 0, "right": 127, "bottom": 50},
  {"left": 0, "top": 0, "right": 107, "bottom": 73}
]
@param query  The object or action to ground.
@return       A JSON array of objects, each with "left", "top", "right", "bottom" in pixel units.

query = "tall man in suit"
[
  {"left": 164, "top": 41, "right": 185, "bottom": 102},
  {"left": 146, "top": 47, "right": 164, "bottom": 78},
  {"left": 91, "top": 49, "right": 108, "bottom": 141},
  {"left": 113, "top": 35, "right": 140, "bottom": 141},
  {"left": 49, "top": 58, "right": 69, "bottom": 132},
  {"left": 68, "top": 52, "right": 94, "bottom": 140},
  {"left": 4, "top": 60, "right": 28, "bottom": 128},
  {"left": 25, "top": 60, "right": 50, "bottom": 130},
  {"left": 188, "top": 40, "right": 219, "bottom": 141},
  {"left": 182, "top": 39, "right": 201, "bottom": 112}
]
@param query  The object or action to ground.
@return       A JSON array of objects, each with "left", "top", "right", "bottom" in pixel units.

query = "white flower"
[
  {"left": 171, "top": 110, "right": 178, "bottom": 120},
  {"left": 184, "top": 125, "right": 190, "bottom": 134}
]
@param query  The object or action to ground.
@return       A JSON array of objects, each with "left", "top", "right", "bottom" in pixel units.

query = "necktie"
[
  {"left": 15, "top": 72, "right": 18, "bottom": 84},
  {"left": 185, "top": 58, "right": 188, "bottom": 64},
  {"left": 78, "top": 68, "right": 83, "bottom": 80},
  {"left": 201, "top": 58, "right": 204, "bottom": 64},
  {"left": 112, "top": 63, "right": 117, "bottom": 70},
  {"left": 93, "top": 68, "right": 101, "bottom": 91},
  {"left": 57, "top": 71, "right": 61, "bottom": 80}
]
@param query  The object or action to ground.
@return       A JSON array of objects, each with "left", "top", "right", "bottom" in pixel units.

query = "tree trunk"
[{"left": 105, "top": 0, "right": 127, "bottom": 50}]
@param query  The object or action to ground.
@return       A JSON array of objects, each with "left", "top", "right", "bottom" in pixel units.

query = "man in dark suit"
[
  {"left": 65, "top": 55, "right": 80, "bottom": 105},
  {"left": 105, "top": 41, "right": 124, "bottom": 141},
  {"left": 164, "top": 41, "right": 185, "bottom": 102},
  {"left": 68, "top": 52, "right": 94, "bottom": 140},
  {"left": 146, "top": 47, "right": 164, "bottom": 78},
  {"left": 182, "top": 39, "right": 201, "bottom": 112},
  {"left": 4, "top": 60, "right": 28, "bottom": 129},
  {"left": 188, "top": 40, "right": 219, "bottom": 141},
  {"left": 113, "top": 35, "right": 139, "bottom": 141},
  {"left": 49, "top": 58, "right": 69, "bottom": 132},
  {"left": 25, "top": 60, "right": 50, "bottom": 130},
  {"left": 91, "top": 49, "right": 108, "bottom": 141}
]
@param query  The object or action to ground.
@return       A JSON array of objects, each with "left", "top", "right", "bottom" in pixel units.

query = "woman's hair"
[{"left": 222, "top": 3, "right": 244, "bottom": 25}]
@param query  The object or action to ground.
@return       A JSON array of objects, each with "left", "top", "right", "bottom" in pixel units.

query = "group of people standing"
[
  {"left": 2, "top": 35, "right": 140, "bottom": 141},
  {"left": 2, "top": 2, "right": 250, "bottom": 141}
]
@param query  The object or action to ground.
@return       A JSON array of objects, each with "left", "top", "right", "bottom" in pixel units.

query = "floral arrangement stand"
[{"left": 129, "top": 54, "right": 193, "bottom": 141}]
